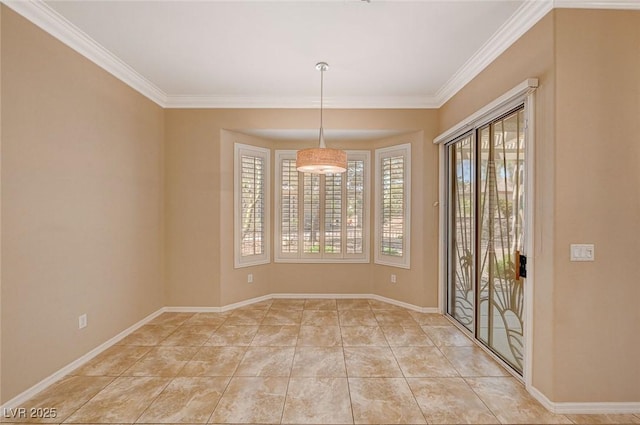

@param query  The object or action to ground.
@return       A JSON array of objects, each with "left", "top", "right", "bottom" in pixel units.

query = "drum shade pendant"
[{"left": 296, "top": 62, "right": 347, "bottom": 174}]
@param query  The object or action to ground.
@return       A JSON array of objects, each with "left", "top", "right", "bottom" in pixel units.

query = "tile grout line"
[
  {"left": 384, "top": 328, "right": 430, "bottom": 425},
  {"left": 340, "top": 317, "right": 356, "bottom": 425},
  {"left": 132, "top": 315, "right": 201, "bottom": 425},
  {"left": 461, "top": 375, "right": 508, "bottom": 424}
]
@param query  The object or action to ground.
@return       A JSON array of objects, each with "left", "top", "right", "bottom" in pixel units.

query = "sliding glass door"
[{"left": 446, "top": 106, "right": 527, "bottom": 374}]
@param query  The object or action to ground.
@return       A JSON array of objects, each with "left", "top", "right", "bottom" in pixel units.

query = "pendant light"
[{"left": 296, "top": 62, "right": 347, "bottom": 174}]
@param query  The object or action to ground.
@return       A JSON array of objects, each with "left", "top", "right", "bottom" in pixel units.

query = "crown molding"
[
  {"left": 554, "top": 0, "right": 640, "bottom": 9},
  {"left": 164, "top": 95, "right": 440, "bottom": 109},
  {"left": 2, "top": 0, "right": 168, "bottom": 106},
  {"left": 4, "top": 0, "right": 638, "bottom": 109},
  {"left": 435, "top": 0, "right": 553, "bottom": 107}
]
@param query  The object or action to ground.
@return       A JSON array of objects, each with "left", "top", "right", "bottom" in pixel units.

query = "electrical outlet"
[
  {"left": 78, "top": 314, "right": 87, "bottom": 329},
  {"left": 391, "top": 274, "right": 397, "bottom": 284},
  {"left": 247, "top": 273, "right": 253, "bottom": 283}
]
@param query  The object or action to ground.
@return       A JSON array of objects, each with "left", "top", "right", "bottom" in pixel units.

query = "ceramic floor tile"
[
  {"left": 159, "top": 326, "right": 219, "bottom": 347},
  {"left": 440, "top": 346, "right": 509, "bottom": 377},
  {"left": 234, "top": 347, "right": 295, "bottom": 377},
  {"left": 407, "top": 377, "right": 499, "bottom": 424},
  {"left": 337, "top": 299, "right": 371, "bottom": 310},
  {"left": 566, "top": 414, "right": 640, "bottom": 424},
  {"left": 291, "top": 347, "right": 347, "bottom": 377},
  {"left": 205, "top": 325, "right": 259, "bottom": 346},
  {"left": 7, "top": 376, "right": 114, "bottom": 423},
  {"left": 343, "top": 347, "right": 403, "bottom": 378},
  {"left": 209, "top": 377, "right": 288, "bottom": 424},
  {"left": 373, "top": 310, "right": 417, "bottom": 326},
  {"left": 148, "top": 313, "right": 195, "bottom": 327},
  {"left": 224, "top": 310, "right": 266, "bottom": 325},
  {"left": 250, "top": 325, "right": 299, "bottom": 346},
  {"left": 262, "top": 309, "right": 303, "bottom": 325},
  {"left": 70, "top": 345, "right": 151, "bottom": 376},
  {"left": 391, "top": 346, "right": 459, "bottom": 378},
  {"left": 408, "top": 312, "right": 452, "bottom": 326},
  {"left": 297, "top": 326, "right": 342, "bottom": 347},
  {"left": 338, "top": 310, "right": 378, "bottom": 326},
  {"left": 381, "top": 326, "right": 434, "bottom": 347},
  {"left": 183, "top": 313, "right": 228, "bottom": 327},
  {"left": 281, "top": 378, "right": 352, "bottom": 424},
  {"left": 340, "top": 326, "right": 388, "bottom": 346},
  {"left": 64, "top": 377, "right": 170, "bottom": 423},
  {"left": 118, "top": 325, "right": 178, "bottom": 346},
  {"left": 136, "top": 377, "right": 230, "bottom": 423},
  {"left": 303, "top": 299, "right": 337, "bottom": 310},
  {"left": 270, "top": 299, "right": 306, "bottom": 310},
  {"left": 349, "top": 378, "right": 426, "bottom": 424},
  {"left": 179, "top": 347, "right": 246, "bottom": 377},
  {"left": 123, "top": 346, "right": 199, "bottom": 377},
  {"left": 466, "top": 377, "right": 572, "bottom": 424},
  {"left": 421, "top": 325, "right": 474, "bottom": 347},
  {"left": 301, "top": 310, "right": 339, "bottom": 326}
]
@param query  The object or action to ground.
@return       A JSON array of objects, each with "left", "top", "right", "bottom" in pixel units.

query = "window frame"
[
  {"left": 234, "top": 143, "right": 271, "bottom": 268},
  {"left": 374, "top": 143, "right": 411, "bottom": 269},
  {"left": 274, "top": 149, "right": 370, "bottom": 263}
]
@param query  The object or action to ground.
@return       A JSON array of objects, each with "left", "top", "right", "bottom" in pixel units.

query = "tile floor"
[{"left": 4, "top": 298, "right": 640, "bottom": 424}]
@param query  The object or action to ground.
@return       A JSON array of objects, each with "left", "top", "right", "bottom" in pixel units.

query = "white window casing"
[
  {"left": 275, "top": 150, "right": 370, "bottom": 263},
  {"left": 234, "top": 143, "right": 270, "bottom": 268},
  {"left": 375, "top": 143, "right": 411, "bottom": 269}
]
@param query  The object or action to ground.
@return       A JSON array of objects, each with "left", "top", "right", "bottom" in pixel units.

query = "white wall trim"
[
  {"left": 233, "top": 143, "right": 271, "bottom": 269},
  {"left": 554, "top": 0, "right": 640, "bottom": 9},
  {"left": 221, "top": 295, "right": 273, "bottom": 312},
  {"left": 435, "top": 1, "right": 551, "bottom": 107},
  {"left": 5, "top": 1, "right": 638, "bottom": 109},
  {"left": 523, "top": 91, "right": 536, "bottom": 389},
  {"left": 166, "top": 293, "right": 438, "bottom": 314},
  {"left": 164, "top": 95, "right": 440, "bottom": 110},
  {"left": 368, "top": 294, "right": 439, "bottom": 314},
  {"left": 0, "top": 308, "right": 165, "bottom": 411},
  {"left": 374, "top": 143, "right": 412, "bottom": 269},
  {"left": 434, "top": 79, "right": 539, "bottom": 144},
  {"left": 2, "top": 0, "right": 167, "bottom": 107},
  {"left": 528, "top": 385, "right": 640, "bottom": 414},
  {"left": 164, "top": 306, "right": 222, "bottom": 313}
]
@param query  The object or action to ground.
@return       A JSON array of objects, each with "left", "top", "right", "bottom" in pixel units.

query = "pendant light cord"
[{"left": 319, "top": 65, "right": 325, "bottom": 148}]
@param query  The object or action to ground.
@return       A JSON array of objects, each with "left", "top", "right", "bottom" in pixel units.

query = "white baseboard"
[
  {"left": 165, "top": 293, "right": 438, "bottom": 313},
  {"left": 221, "top": 294, "right": 272, "bottom": 312},
  {"left": 528, "top": 384, "right": 640, "bottom": 414},
  {"left": 164, "top": 306, "right": 222, "bottom": 313},
  {"left": 369, "top": 294, "right": 439, "bottom": 313},
  {"left": 0, "top": 308, "right": 165, "bottom": 411}
]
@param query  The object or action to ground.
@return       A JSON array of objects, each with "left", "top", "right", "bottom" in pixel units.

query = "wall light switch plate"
[{"left": 570, "top": 244, "right": 595, "bottom": 261}]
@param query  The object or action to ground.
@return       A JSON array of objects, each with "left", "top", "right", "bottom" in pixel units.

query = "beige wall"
[
  {"left": 439, "top": 9, "right": 640, "bottom": 403},
  {"left": 1, "top": 8, "right": 165, "bottom": 402},
  {"left": 0, "top": 4, "right": 3, "bottom": 405},
  {"left": 553, "top": 9, "right": 640, "bottom": 402},
  {"left": 165, "top": 109, "right": 439, "bottom": 307}
]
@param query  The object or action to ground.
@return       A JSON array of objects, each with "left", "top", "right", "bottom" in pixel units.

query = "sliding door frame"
[{"left": 436, "top": 79, "right": 537, "bottom": 386}]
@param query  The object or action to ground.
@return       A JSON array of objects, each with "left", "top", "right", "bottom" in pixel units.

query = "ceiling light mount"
[
  {"left": 296, "top": 62, "right": 347, "bottom": 174},
  {"left": 315, "top": 62, "right": 329, "bottom": 72}
]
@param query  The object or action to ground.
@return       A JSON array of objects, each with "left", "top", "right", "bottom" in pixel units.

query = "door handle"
[{"left": 515, "top": 250, "right": 527, "bottom": 280}]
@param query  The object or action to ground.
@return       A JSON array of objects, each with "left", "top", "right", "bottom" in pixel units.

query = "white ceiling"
[{"left": 8, "top": 1, "right": 636, "bottom": 109}]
